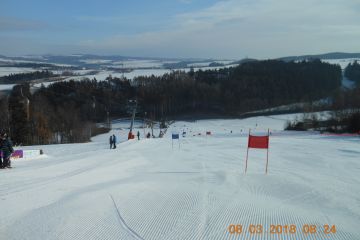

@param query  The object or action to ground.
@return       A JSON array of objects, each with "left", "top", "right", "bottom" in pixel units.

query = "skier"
[
  {"left": 109, "top": 135, "right": 113, "bottom": 149},
  {"left": 137, "top": 131, "right": 140, "bottom": 140},
  {"left": 0, "top": 132, "right": 14, "bottom": 169},
  {"left": 113, "top": 134, "right": 117, "bottom": 149}
]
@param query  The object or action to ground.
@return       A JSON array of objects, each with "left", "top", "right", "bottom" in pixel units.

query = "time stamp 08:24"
[{"left": 228, "top": 224, "right": 337, "bottom": 235}]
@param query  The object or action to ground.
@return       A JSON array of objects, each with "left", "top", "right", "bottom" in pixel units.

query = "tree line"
[
  {"left": 1, "top": 59, "right": 344, "bottom": 145},
  {"left": 344, "top": 61, "right": 360, "bottom": 85},
  {"left": 0, "top": 70, "right": 56, "bottom": 84},
  {"left": 286, "top": 60, "right": 360, "bottom": 133},
  {"left": 285, "top": 86, "right": 360, "bottom": 133},
  {"left": 2, "top": 77, "right": 136, "bottom": 145},
  {"left": 136, "top": 59, "right": 341, "bottom": 116}
]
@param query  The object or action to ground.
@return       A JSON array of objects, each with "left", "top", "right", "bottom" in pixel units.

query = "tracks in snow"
[{"left": 110, "top": 194, "right": 145, "bottom": 240}]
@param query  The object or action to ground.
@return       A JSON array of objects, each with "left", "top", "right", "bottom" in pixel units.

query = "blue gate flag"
[{"left": 172, "top": 134, "right": 179, "bottom": 139}]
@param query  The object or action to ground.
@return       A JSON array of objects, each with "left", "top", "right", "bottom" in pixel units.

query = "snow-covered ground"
[
  {"left": 32, "top": 64, "right": 241, "bottom": 88},
  {"left": 0, "top": 67, "right": 39, "bottom": 77},
  {"left": 112, "top": 60, "right": 165, "bottom": 69},
  {"left": 187, "top": 62, "right": 213, "bottom": 67},
  {"left": 6, "top": 57, "right": 360, "bottom": 91},
  {"left": 0, "top": 84, "right": 15, "bottom": 91},
  {"left": 79, "top": 59, "right": 113, "bottom": 64},
  {"left": 319, "top": 58, "right": 359, "bottom": 89},
  {"left": 1, "top": 114, "right": 359, "bottom": 240},
  {"left": 322, "top": 58, "right": 360, "bottom": 70},
  {"left": 342, "top": 74, "right": 356, "bottom": 89}
]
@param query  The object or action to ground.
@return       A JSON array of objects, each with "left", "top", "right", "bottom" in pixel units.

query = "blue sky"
[{"left": 1, "top": 0, "right": 360, "bottom": 58}]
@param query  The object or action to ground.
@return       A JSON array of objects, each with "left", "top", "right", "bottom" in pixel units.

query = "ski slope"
[{"left": 0, "top": 114, "right": 359, "bottom": 240}]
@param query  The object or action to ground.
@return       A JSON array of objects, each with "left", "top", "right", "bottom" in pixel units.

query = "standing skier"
[
  {"left": 0, "top": 133, "right": 14, "bottom": 169},
  {"left": 109, "top": 135, "right": 113, "bottom": 149},
  {"left": 137, "top": 131, "right": 140, "bottom": 140},
  {"left": 113, "top": 134, "right": 117, "bottom": 149}
]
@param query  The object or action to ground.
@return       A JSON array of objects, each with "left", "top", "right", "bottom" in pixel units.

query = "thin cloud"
[
  {"left": 77, "top": 0, "right": 360, "bottom": 58},
  {"left": 2, "top": 0, "right": 360, "bottom": 58},
  {"left": 178, "top": 0, "right": 192, "bottom": 3},
  {"left": 0, "top": 16, "right": 46, "bottom": 31}
]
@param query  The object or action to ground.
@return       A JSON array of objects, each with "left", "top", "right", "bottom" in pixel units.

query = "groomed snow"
[{"left": 0, "top": 114, "right": 359, "bottom": 240}]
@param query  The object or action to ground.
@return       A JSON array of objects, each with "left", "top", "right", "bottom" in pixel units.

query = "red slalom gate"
[{"left": 245, "top": 129, "right": 270, "bottom": 174}]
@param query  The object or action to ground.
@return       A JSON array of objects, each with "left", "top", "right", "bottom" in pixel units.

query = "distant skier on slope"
[
  {"left": 109, "top": 135, "right": 114, "bottom": 149},
  {"left": 112, "top": 134, "right": 117, "bottom": 149},
  {"left": 137, "top": 131, "right": 140, "bottom": 140},
  {"left": 0, "top": 132, "right": 14, "bottom": 169}
]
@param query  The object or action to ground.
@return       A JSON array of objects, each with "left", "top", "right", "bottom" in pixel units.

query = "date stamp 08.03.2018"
[{"left": 228, "top": 224, "right": 337, "bottom": 235}]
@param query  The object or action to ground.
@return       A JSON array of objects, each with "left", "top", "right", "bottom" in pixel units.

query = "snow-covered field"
[
  {"left": 322, "top": 58, "right": 360, "bottom": 70},
  {"left": 32, "top": 64, "right": 241, "bottom": 88},
  {"left": 2, "top": 63, "right": 240, "bottom": 90},
  {"left": 112, "top": 60, "right": 166, "bottom": 69},
  {"left": 4, "top": 57, "right": 359, "bottom": 91},
  {"left": 1, "top": 114, "right": 359, "bottom": 240},
  {"left": 342, "top": 75, "right": 356, "bottom": 89},
  {"left": 0, "top": 67, "right": 39, "bottom": 77},
  {"left": 0, "top": 84, "right": 15, "bottom": 91}
]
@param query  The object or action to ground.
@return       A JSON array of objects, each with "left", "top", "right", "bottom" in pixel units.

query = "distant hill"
[
  {"left": 0, "top": 54, "right": 234, "bottom": 69},
  {"left": 278, "top": 52, "right": 360, "bottom": 62},
  {"left": 1, "top": 52, "right": 360, "bottom": 69},
  {"left": 231, "top": 58, "right": 258, "bottom": 65}
]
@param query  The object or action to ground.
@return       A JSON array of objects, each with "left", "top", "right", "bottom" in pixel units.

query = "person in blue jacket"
[
  {"left": 112, "top": 134, "right": 117, "bottom": 149},
  {"left": 0, "top": 132, "right": 14, "bottom": 169},
  {"left": 109, "top": 135, "right": 114, "bottom": 149}
]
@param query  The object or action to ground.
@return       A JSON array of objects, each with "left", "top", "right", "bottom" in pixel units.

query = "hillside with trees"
[
  {"left": 285, "top": 85, "right": 360, "bottom": 133},
  {"left": 4, "top": 78, "right": 136, "bottom": 145},
  {"left": 136, "top": 59, "right": 341, "bottom": 116},
  {"left": 344, "top": 61, "right": 360, "bottom": 85},
  {"left": 1, "top": 59, "right": 343, "bottom": 145},
  {"left": 0, "top": 70, "right": 56, "bottom": 84}
]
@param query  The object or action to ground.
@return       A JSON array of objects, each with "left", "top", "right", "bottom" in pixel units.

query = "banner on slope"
[
  {"left": 5, "top": 149, "right": 43, "bottom": 160},
  {"left": 10, "top": 150, "right": 23, "bottom": 159},
  {"left": 0, "top": 150, "right": 23, "bottom": 159},
  {"left": 244, "top": 129, "right": 270, "bottom": 174}
]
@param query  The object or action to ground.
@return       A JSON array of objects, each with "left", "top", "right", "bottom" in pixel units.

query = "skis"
[{"left": 0, "top": 166, "right": 12, "bottom": 169}]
